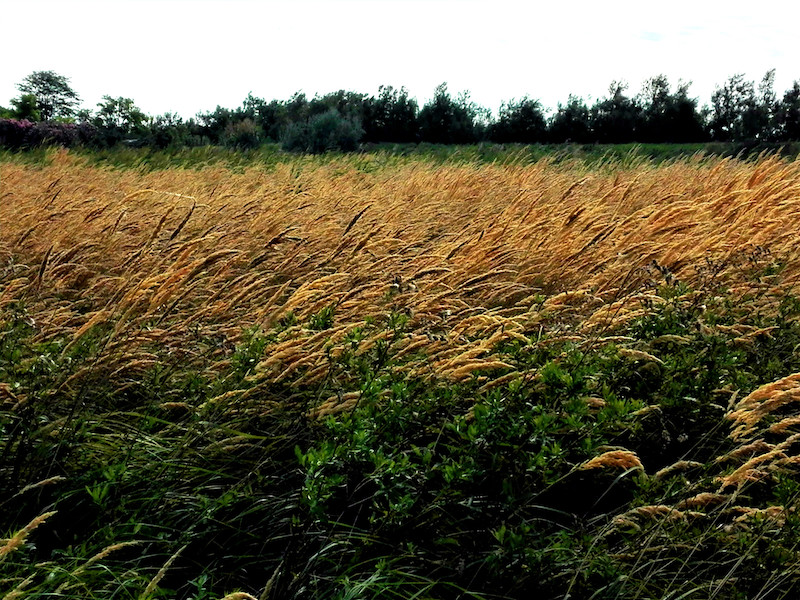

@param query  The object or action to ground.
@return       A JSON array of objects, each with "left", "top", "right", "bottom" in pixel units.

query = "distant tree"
[
  {"left": 280, "top": 109, "right": 363, "bottom": 153},
  {"left": 489, "top": 96, "right": 547, "bottom": 144},
  {"left": 148, "top": 112, "right": 192, "bottom": 149},
  {"left": 240, "top": 93, "right": 284, "bottom": 141},
  {"left": 309, "top": 90, "right": 366, "bottom": 121},
  {"left": 8, "top": 93, "right": 41, "bottom": 121},
  {"left": 256, "top": 100, "right": 289, "bottom": 142},
  {"left": 548, "top": 95, "right": 591, "bottom": 143},
  {"left": 636, "top": 76, "right": 706, "bottom": 142},
  {"left": 710, "top": 74, "right": 751, "bottom": 141},
  {"left": 195, "top": 105, "right": 237, "bottom": 144},
  {"left": 362, "top": 85, "right": 419, "bottom": 143},
  {"left": 755, "top": 69, "right": 778, "bottom": 140},
  {"left": 709, "top": 71, "right": 776, "bottom": 141},
  {"left": 776, "top": 81, "right": 800, "bottom": 141},
  {"left": 285, "top": 92, "right": 310, "bottom": 124},
  {"left": 241, "top": 92, "right": 266, "bottom": 120},
  {"left": 589, "top": 81, "right": 641, "bottom": 143},
  {"left": 17, "top": 70, "right": 80, "bottom": 121},
  {"left": 93, "top": 96, "right": 147, "bottom": 141},
  {"left": 75, "top": 108, "right": 93, "bottom": 123},
  {"left": 221, "top": 118, "right": 261, "bottom": 149},
  {"left": 418, "top": 83, "right": 480, "bottom": 144}
]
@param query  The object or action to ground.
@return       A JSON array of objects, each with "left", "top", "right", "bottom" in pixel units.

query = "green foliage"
[
  {"left": 636, "top": 75, "right": 707, "bottom": 143},
  {"left": 418, "top": 83, "right": 483, "bottom": 145},
  {"left": 777, "top": 81, "right": 800, "bottom": 141},
  {"left": 489, "top": 96, "right": 547, "bottom": 144},
  {"left": 710, "top": 71, "right": 778, "bottom": 142},
  {"left": 309, "top": 304, "right": 336, "bottom": 331},
  {"left": 92, "top": 95, "right": 148, "bottom": 145},
  {"left": 9, "top": 93, "right": 41, "bottom": 121},
  {"left": 280, "top": 109, "right": 364, "bottom": 153},
  {"left": 16, "top": 70, "right": 81, "bottom": 121},
  {"left": 548, "top": 94, "right": 592, "bottom": 143},
  {"left": 6, "top": 70, "right": 800, "bottom": 153},
  {"left": 362, "top": 85, "right": 419, "bottom": 143},
  {"left": 590, "top": 81, "right": 640, "bottom": 143},
  {"left": 221, "top": 117, "right": 261, "bottom": 149},
  {"left": 148, "top": 112, "right": 195, "bottom": 149}
]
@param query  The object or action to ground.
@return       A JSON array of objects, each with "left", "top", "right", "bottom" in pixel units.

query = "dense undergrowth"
[
  {"left": 4, "top": 256, "right": 800, "bottom": 599},
  {"left": 5, "top": 150, "right": 800, "bottom": 598}
]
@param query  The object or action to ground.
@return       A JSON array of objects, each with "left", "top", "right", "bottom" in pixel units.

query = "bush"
[
  {"left": 280, "top": 109, "right": 364, "bottom": 153},
  {"left": 0, "top": 119, "right": 101, "bottom": 150},
  {"left": 221, "top": 118, "right": 261, "bottom": 150},
  {"left": 0, "top": 119, "right": 35, "bottom": 149}
]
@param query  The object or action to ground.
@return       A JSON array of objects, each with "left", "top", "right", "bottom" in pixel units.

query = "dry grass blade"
[
  {"left": 342, "top": 204, "right": 371, "bottom": 236},
  {"left": 140, "top": 543, "right": 187, "bottom": 599},
  {"left": 580, "top": 450, "right": 643, "bottom": 471},
  {"left": 0, "top": 511, "right": 57, "bottom": 560}
]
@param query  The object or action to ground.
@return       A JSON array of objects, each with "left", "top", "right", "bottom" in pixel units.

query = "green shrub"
[
  {"left": 221, "top": 118, "right": 261, "bottom": 149},
  {"left": 280, "top": 109, "right": 364, "bottom": 153}
]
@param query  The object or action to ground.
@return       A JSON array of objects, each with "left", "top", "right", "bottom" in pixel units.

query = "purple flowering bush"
[
  {"left": 0, "top": 119, "right": 35, "bottom": 149},
  {"left": 0, "top": 119, "right": 101, "bottom": 149}
]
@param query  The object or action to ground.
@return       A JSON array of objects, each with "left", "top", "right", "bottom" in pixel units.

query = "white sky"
[{"left": 1, "top": 0, "right": 797, "bottom": 120}]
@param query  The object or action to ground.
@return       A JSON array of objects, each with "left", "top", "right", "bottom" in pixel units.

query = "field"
[{"left": 4, "top": 147, "right": 800, "bottom": 599}]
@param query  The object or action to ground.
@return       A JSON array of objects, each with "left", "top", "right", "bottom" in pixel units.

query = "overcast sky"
[{"left": 2, "top": 0, "right": 797, "bottom": 120}]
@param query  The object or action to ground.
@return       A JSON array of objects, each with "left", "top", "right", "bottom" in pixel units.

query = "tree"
[
  {"left": 9, "top": 94, "right": 41, "bottom": 121},
  {"left": 285, "top": 92, "right": 310, "bottom": 124},
  {"left": 309, "top": 90, "right": 366, "bottom": 121},
  {"left": 253, "top": 99, "right": 289, "bottom": 142},
  {"left": 636, "top": 76, "right": 706, "bottom": 142},
  {"left": 418, "top": 83, "right": 480, "bottom": 144},
  {"left": 148, "top": 112, "right": 192, "bottom": 149},
  {"left": 489, "top": 96, "right": 547, "bottom": 144},
  {"left": 710, "top": 74, "right": 751, "bottom": 141},
  {"left": 755, "top": 69, "right": 778, "bottom": 140},
  {"left": 94, "top": 96, "right": 147, "bottom": 134},
  {"left": 589, "top": 81, "right": 641, "bottom": 143},
  {"left": 709, "top": 71, "right": 775, "bottom": 142},
  {"left": 221, "top": 118, "right": 261, "bottom": 149},
  {"left": 17, "top": 71, "right": 80, "bottom": 121},
  {"left": 548, "top": 95, "right": 592, "bottom": 143},
  {"left": 280, "top": 109, "right": 363, "bottom": 153},
  {"left": 240, "top": 93, "right": 284, "bottom": 141},
  {"left": 776, "top": 81, "right": 800, "bottom": 141},
  {"left": 362, "top": 85, "right": 419, "bottom": 143},
  {"left": 195, "top": 105, "right": 236, "bottom": 144}
]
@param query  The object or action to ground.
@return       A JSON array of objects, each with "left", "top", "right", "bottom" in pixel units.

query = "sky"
[{"left": 1, "top": 0, "right": 797, "bottom": 120}]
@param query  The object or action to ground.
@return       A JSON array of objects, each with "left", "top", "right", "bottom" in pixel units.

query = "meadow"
[{"left": 3, "top": 147, "right": 800, "bottom": 599}]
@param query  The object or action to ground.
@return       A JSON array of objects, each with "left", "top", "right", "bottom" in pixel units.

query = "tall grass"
[{"left": 3, "top": 148, "right": 800, "bottom": 598}]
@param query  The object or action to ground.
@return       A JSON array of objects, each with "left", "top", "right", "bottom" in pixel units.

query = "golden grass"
[
  {"left": 6, "top": 150, "right": 800, "bottom": 593},
  {"left": 579, "top": 449, "right": 644, "bottom": 471},
  {"left": 3, "top": 151, "right": 800, "bottom": 402}
]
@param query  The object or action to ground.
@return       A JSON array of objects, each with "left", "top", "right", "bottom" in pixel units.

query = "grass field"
[{"left": 4, "top": 147, "right": 800, "bottom": 599}]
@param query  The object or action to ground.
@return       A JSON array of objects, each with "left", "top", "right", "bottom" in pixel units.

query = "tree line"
[{"left": 2, "top": 70, "right": 800, "bottom": 152}]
